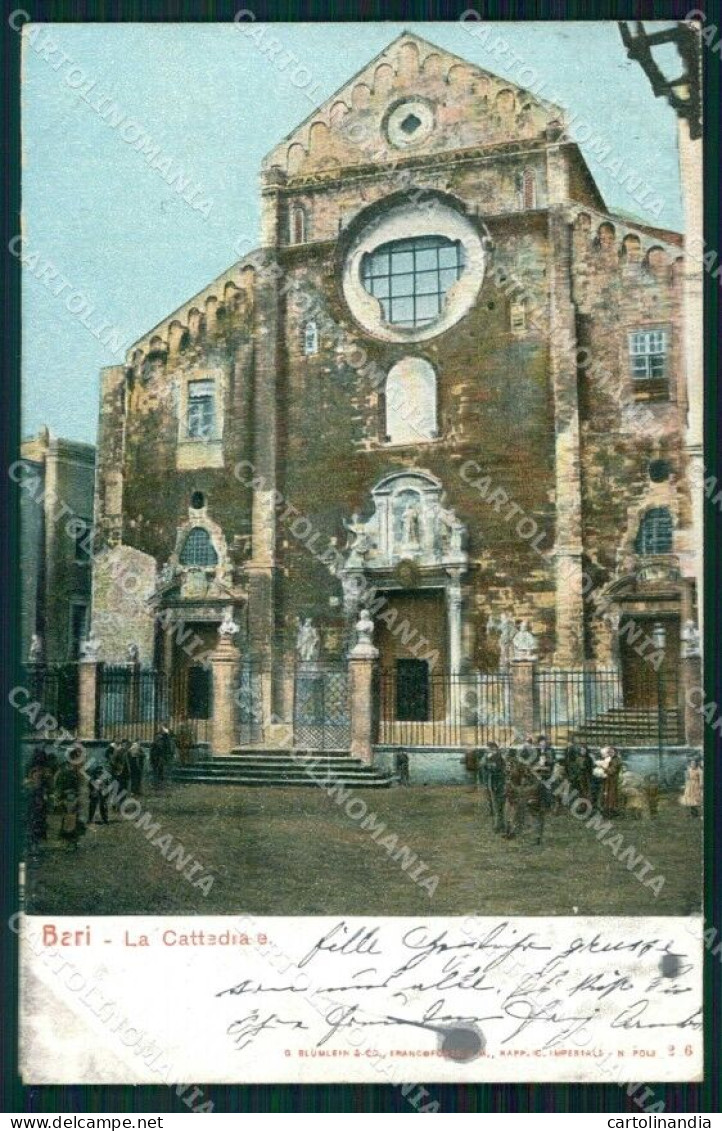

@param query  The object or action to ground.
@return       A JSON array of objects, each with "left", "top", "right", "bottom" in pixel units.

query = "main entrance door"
[{"left": 396, "top": 658, "right": 430, "bottom": 721}]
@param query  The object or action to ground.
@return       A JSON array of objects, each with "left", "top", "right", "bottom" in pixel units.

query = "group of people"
[
  {"left": 474, "top": 736, "right": 703, "bottom": 846},
  {"left": 24, "top": 727, "right": 179, "bottom": 853}
]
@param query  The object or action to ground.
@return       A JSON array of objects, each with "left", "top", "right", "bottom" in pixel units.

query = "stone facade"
[{"left": 91, "top": 32, "right": 697, "bottom": 741}]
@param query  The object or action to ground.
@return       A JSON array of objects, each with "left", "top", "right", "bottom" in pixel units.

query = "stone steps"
[
  {"left": 571, "top": 708, "right": 683, "bottom": 745},
  {"left": 171, "top": 749, "right": 394, "bottom": 788}
]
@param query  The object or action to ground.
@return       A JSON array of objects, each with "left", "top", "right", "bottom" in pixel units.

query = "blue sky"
[{"left": 21, "top": 20, "right": 683, "bottom": 444}]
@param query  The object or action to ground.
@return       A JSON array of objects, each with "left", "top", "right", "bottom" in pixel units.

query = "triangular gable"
[{"left": 263, "top": 30, "right": 566, "bottom": 179}]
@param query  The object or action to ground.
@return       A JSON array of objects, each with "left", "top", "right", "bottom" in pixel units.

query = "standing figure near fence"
[
  {"left": 601, "top": 747, "right": 623, "bottom": 818},
  {"left": 485, "top": 744, "right": 507, "bottom": 834},
  {"left": 87, "top": 763, "right": 109, "bottom": 825},
  {"left": 504, "top": 751, "right": 525, "bottom": 838},
  {"left": 25, "top": 763, "right": 49, "bottom": 851},
  {"left": 591, "top": 750, "right": 607, "bottom": 811},
  {"left": 150, "top": 727, "right": 174, "bottom": 788},
  {"left": 576, "top": 744, "right": 594, "bottom": 805},
  {"left": 680, "top": 758, "right": 702, "bottom": 818},
  {"left": 394, "top": 750, "right": 410, "bottom": 786},
  {"left": 54, "top": 759, "right": 86, "bottom": 851},
  {"left": 112, "top": 740, "right": 131, "bottom": 799},
  {"left": 128, "top": 742, "right": 145, "bottom": 796}
]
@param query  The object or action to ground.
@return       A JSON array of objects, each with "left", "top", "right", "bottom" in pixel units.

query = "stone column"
[
  {"left": 210, "top": 634, "right": 241, "bottom": 756},
  {"left": 511, "top": 659, "right": 538, "bottom": 740},
  {"left": 78, "top": 659, "right": 99, "bottom": 741},
  {"left": 549, "top": 210, "right": 585, "bottom": 666},
  {"left": 348, "top": 610, "right": 378, "bottom": 765},
  {"left": 682, "top": 652, "right": 703, "bottom": 748},
  {"left": 446, "top": 569, "right": 463, "bottom": 677}
]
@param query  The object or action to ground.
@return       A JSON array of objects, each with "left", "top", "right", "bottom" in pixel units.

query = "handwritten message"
[{"left": 21, "top": 916, "right": 703, "bottom": 1083}]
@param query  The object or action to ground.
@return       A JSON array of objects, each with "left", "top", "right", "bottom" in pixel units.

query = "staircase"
[
  {"left": 570, "top": 707, "right": 683, "bottom": 748},
  {"left": 171, "top": 749, "right": 394, "bottom": 788}
]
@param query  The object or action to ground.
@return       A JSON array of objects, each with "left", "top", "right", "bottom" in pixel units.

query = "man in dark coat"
[
  {"left": 150, "top": 728, "right": 173, "bottom": 787},
  {"left": 87, "top": 763, "right": 109, "bottom": 825},
  {"left": 484, "top": 744, "right": 507, "bottom": 834},
  {"left": 527, "top": 750, "right": 555, "bottom": 845}
]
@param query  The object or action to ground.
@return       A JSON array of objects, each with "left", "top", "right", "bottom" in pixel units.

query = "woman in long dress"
[{"left": 680, "top": 758, "right": 703, "bottom": 818}]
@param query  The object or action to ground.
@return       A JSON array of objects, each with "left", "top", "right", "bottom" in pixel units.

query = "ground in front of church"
[{"left": 26, "top": 782, "right": 701, "bottom": 917}]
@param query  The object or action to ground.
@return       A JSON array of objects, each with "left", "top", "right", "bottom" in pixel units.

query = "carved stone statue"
[
  {"left": 513, "top": 620, "right": 539, "bottom": 662},
  {"left": 401, "top": 501, "right": 422, "bottom": 547},
  {"left": 450, "top": 520, "right": 464, "bottom": 555},
  {"left": 355, "top": 607, "right": 374, "bottom": 648},
  {"left": 349, "top": 608, "right": 379, "bottom": 659},
  {"left": 343, "top": 513, "right": 369, "bottom": 554},
  {"left": 681, "top": 619, "right": 701, "bottom": 658},
  {"left": 28, "top": 634, "right": 43, "bottom": 663},
  {"left": 296, "top": 617, "right": 320, "bottom": 663},
  {"left": 159, "top": 561, "right": 176, "bottom": 585},
  {"left": 499, "top": 613, "right": 517, "bottom": 667},
  {"left": 127, "top": 642, "right": 140, "bottom": 663},
  {"left": 218, "top": 606, "right": 240, "bottom": 640},
  {"left": 80, "top": 631, "right": 101, "bottom": 662}
]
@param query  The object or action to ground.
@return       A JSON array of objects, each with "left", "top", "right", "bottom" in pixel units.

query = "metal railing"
[{"left": 375, "top": 670, "right": 513, "bottom": 747}]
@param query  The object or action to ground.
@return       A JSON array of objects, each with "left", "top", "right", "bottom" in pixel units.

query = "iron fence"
[
  {"left": 536, "top": 666, "right": 682, "bottom": 748},
  {"left": 375, "top": 670, "right": 513, "bottom": 747},
  {"left": 21, "top": 663, "right": 79, "bottom": 732},
  {"left": 236, "top": 660, "right": 265, "bottom": 746},
  {"left": 97, "top": 664, "right": 212, "bottom": 744}
]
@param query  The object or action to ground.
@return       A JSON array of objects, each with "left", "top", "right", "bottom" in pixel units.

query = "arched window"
[
  {"left": 291, "top": 206, "right": 306, "bottom": 245},
  {"left": 385, "top": 358, "right": 437, "bottom": 444},
  {"left": 635, "top": 508, "right": 673, "bottom": 555},
  {"left": 361, "top": 236, "right": 466, "bottom": 329},
  {"left": 179, "top": 527, "right": 218, "bottom": 567}
]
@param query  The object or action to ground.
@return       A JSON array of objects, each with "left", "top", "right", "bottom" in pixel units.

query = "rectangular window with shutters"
[
  {"left": 628, "top": 329, "right": 668, "bottom": 381},
  {"left": 187, "top": 380, "right": 216, "bottom": 440}
]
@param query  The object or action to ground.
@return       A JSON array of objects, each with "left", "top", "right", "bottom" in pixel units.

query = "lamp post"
[
  {"left": 618, "top": 21, "right": 701, "bottom": 139},
  {"left": 652, "top": 621, "right": 667, "bottom": 777}
]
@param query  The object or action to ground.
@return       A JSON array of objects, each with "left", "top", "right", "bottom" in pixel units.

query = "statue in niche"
[
  {"left": 400, "top": 500, "right": 422, "bottom": 547},
  {"left": 296, "top": 617, "right": 320, "bottom": 663},
  {"left": 28, "top": 634, "right": 43, "bottom": 663},
  {"left": 127, "top": 642, "right": 140, "bottom": 664}
]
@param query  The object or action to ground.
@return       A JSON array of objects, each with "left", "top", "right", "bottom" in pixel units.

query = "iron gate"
[{"left": 293, "top": 664, "right": 350, "bottom": 750}]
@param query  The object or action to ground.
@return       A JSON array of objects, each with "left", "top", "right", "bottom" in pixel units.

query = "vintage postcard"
[{"left": 15, "top": 17, "right": 706, "bottom": 1095}]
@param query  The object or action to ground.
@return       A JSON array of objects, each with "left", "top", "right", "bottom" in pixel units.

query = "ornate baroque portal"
[{"left": 339, "top": 471, "right": 468, "bottom": 674}]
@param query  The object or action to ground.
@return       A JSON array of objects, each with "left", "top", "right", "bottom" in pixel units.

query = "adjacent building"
[{"left": 20, "top": 428, "right": 96, "bottom": 664}]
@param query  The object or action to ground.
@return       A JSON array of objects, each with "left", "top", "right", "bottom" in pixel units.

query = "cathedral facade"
[{"left": 91, "top": 33, "right": 698, "bottom": 743}]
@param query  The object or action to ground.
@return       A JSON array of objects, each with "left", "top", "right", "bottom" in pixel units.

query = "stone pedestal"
[
  {"left": 510, "top": 659, "right": 537, "bottom": 740},
  {"left": 210, "top": 636, "right": 241, "bottom": 756},
  {"left": 349, "top": 642, "right": 378, "bottom": 766},
  {"left": 78, "top": 660, "right": 99, "bottom": 740},
  {"left": 682, "top": 652, "right": 703, "bottom": 748}
]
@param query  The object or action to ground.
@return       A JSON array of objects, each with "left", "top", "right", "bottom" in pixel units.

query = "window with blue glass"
[
  {"left": 635, "top": 507, "right": 673, "bottom": 555},
  {"left": 179, "top": 526, "right": 219, "bottom": 567},
  {"left": 361, "top": 236, "right": 466, "bottom": 329}
]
